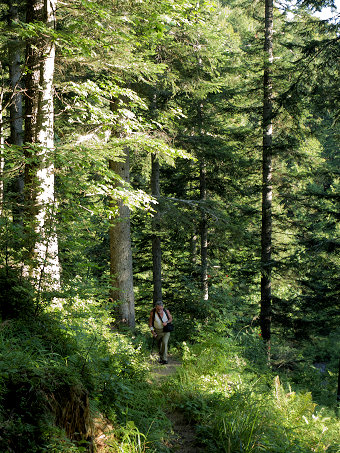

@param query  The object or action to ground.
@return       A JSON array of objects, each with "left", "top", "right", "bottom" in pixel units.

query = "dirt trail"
[
  {"left": 148, "top": 356, "right": 182, "bottom": 381},
  {"left": 149, "top": 355, "right": 203, "bottom": 452}
]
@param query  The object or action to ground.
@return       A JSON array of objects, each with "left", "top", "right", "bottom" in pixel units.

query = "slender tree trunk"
[
  {"left": 260, "top": 0, "right": 274, "bottom": 348},
  {"left": 190, "top": 232, "right": 197, "bottom": 265},
  {"left": 200, "top": 160, "right": 208, "bottom": 300},
  {"left": 149, "top": 89, "right": 163, "bottom": 304},
  {"left": 189, "top": 172, "right": 198, "bottom": 267},
  {"left": 151, "top": 153, "right": 162, "bottom": 304},
  {"left": 197, "top": 98, "right": 209, "bottom": 300},
  {"left": 24, "top": 0, "right": 60, "bottom": 289},
  {"left": 9, "top": 2, "right": 23, "bottom": 147},
  {"left": 8, "top": 2, "right": 24, "bottom": 223},
  {"left": 193, "top": 17, "right": 209, "bottom": 300},
  {"left": 337, "top": 357, "right": 340, "bottom": 401},
  {"left": 0, "top": 62, "right": 4, "bottom": 217},
  {"left": 109, "top": 150, "right": 135, "bottom": 328}
]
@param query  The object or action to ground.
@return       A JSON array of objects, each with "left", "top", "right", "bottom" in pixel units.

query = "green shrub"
[
  {"left": 0, "top": 268, "right": 35, "bottom": 320},
  {"left": 164, "top": 331, "right": 340, "bottom": 453},
  {"left": 0, "top": 317, "right": 84, "bottom": 452}
]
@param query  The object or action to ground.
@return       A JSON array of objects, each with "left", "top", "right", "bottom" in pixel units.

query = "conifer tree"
[
  {"left": 260, "top": 0, "right": 274, "bottom": 347},
  {"left": 109, "top": 149, "right": 135, "bottom": 328},
  {"left": 151, "top": 152, "right": 162, "bottom": 304},
  {"left": 0, "top": 61, "right": 3, "bottom": 217},
  {"left": 8, "top": 1, "right": 24, "bottom": 224}
]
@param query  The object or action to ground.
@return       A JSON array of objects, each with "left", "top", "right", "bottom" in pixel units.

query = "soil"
[
  {"left": 149, "top": 354, "right": 204, "bottom": 452},
  {"left": 165, "top": 409, "right": 203, "bottom": 452},
  {"left": 148, "top": 355, "right": 182, "bottom": 380},
  {"left": 94, "top": 355, "right": 202, "bottom": 452}
]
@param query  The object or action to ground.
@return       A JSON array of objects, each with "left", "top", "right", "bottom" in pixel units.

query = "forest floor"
[
  {"left": 94, "top": 354, "right": 202, "bottom": 452},
  {"left": 149, "top": 354, "right": 204, "bottom": 452}
]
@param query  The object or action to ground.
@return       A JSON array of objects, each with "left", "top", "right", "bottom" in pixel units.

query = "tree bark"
[
  {"left": 109, "top": 150, "right": 135, "bottom": 328},
  {"left": 200, "top": 160, "right": 208, "bottom": 300},
  {"left": 23, "top": 0, "right": 60, "bottom": 289},
  {"left": 336, "top": 357, "right": 340, "bottom": 409},
  {"left": 260, "top": 0, "right": 274, "bottom": 348},
  {"left": 0, "top": 62, "right": 4, "bottom": 217},
  {"left": 9, "top": 2, "right": 23, "bottom": 148},
  {"left": 151, "top": 153, "right": 162, "bottom": 304},
  {"left": 8, "top": 2, "right": 24, "bottom": 223},
  {"left": 197, "top": 97, "right": 209, "bottom": 301},
  {"left": 190, "top": 232, "right": 197, "bottom": 265}
]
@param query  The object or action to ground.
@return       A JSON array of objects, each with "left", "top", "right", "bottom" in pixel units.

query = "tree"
[
  {"left": 260, "top": 0, "right": 274, "bottom": 348},
  {"left": 164, "top": 0, "right": 233, "bottom": 302},
  {"left": 0, "top": 60, "right": 4, "bottom": 217},
  {"left": 23, "top": 0, "right": 60, "bottom": 289},
  {"left": 151, "top": 152, "right": 162, "bottom": 304},
  {"left": 109, "top": 149, "right": 136, "bottom": 328},
  {"left": 8, "top": 1, "right": 24, "bottom": 224}
]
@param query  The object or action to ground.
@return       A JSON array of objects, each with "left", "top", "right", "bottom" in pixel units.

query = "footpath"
[{"left": 149, "top": 355, "right": 203, "bottom": 453}]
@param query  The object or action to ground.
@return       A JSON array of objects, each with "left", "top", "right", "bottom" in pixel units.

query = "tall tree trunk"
[
  {"left": 260, "top": 0, "right": 274, "bottom": 348},
  {"left": 193, "top": 13, "right": 209, "bottom": 300},
  {"left": 24, "top": 0, "right": 60, "bottom": 289},
  {"left": 197, "top": 97, "right": 209, "bottom": 301},
  {"left": 200, "top": 160, "right": 208, "bottom": 300},
  {"left": 150, "top": 89, "right": 163, "bottom": 304},
  {"left": 337, "top": 357, "right": 340, "bottom": 407},
  {"left": 109, "top": 150, "right": 135, "bottom": 328},
  {"left": 8, "top": 2, "right": 24, "bottom": 223},
  {"left": 151, "top": 153, "right": 162, "bottom": 304},
  {"left": 0, "top": 62, "right": 4, "bottom": 217},
  {"left": 189, "top": 171, "right": 197, "bottom": 267},
  {"left": 190, "top": 232, "right": 197, "bottom": 265}
]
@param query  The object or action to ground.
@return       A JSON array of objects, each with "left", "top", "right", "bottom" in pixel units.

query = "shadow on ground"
[{"left": 148, "top": 354, "right": 204, "bottom": 452}]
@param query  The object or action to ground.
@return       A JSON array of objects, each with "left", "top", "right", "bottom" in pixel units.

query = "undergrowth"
[
  {"left": 162, "top": 325, "right": 340, "bottom": 453},
  {"left": 0, "top": 297, "right": 170, "bottom": 452},
  {"left": 1, "top": 294, "right": 339, "bottom": 452}
]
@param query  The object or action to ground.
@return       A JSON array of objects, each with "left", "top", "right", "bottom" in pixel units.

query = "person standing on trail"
[{"left": 149, "top": 301, "right": 173, "bottom": 365}]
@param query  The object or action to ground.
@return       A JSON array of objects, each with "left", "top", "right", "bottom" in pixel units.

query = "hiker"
[{"left": 149, "top": 301, "right": 173, "bottom": 365}]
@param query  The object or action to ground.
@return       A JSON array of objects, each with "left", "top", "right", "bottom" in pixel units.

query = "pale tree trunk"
[
  {"left": 200, "top": 160, "right": 208, "bottom": 300},
  {"left": 109, "top": 150, "right": 135, "bottom": 328},
  {"left": 8, "top": 2, "right": 24, "bottom": 223},
  {"left": 151, "top": 153, "right": 162, "bottom": 304},
  {"left": 193, "top": 15, "right": 209, "bottom": 300},
  {"left": 190, "top": 232, "right": 197, "bottom": 265},
  {"left": 197, "top": 98, "right": 209, "bottom": 300},
  {"left": 189, "top": 172, "right": 197, "bottom": 266},
  {"left": 24, "top": 0, "right": 60, "bottom": 289},
  {"left": 260, "top": 0, "right": 274, "bottom": 349}
]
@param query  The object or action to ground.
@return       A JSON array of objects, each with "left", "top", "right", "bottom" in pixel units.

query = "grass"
[
  {"left": 160, "top": 327, "right": 340, "bottom": 453},
  {"left": 1, "top": 298, "right": 339, "bottom": 452}
]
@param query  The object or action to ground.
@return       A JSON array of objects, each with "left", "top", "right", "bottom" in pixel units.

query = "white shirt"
[{"left": 154, "top": 310, "right": 167, "bottom": 329}]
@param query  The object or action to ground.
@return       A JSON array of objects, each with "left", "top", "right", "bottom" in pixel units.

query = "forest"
[{"left": 0, "top": 0, "right": 339, "bottom": 451}]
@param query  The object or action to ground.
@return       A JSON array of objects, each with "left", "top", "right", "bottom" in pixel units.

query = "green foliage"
[
  {"left": 163, "top": 329, "right": 340, "bottom": 453},
  {"left": 271, "top": 332, "right": 340, "bottom": 408},
  {"left": 0, "top": 315, "right": 81, "bottom": 452},
  {"left": 0, "top": 267, "right": 35, "bottom": 320},
  {"left": 0, "top": 296, "right": 170, "bottom": 452},
  {"left": 0, "top": 285, "right": 338, "bottom": 452},
  {"left": 102, "top": 420, "right": 150, "bottom": 453},
  {"left": 0, "top": 0, "right": 339, "bottom": 450}
]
